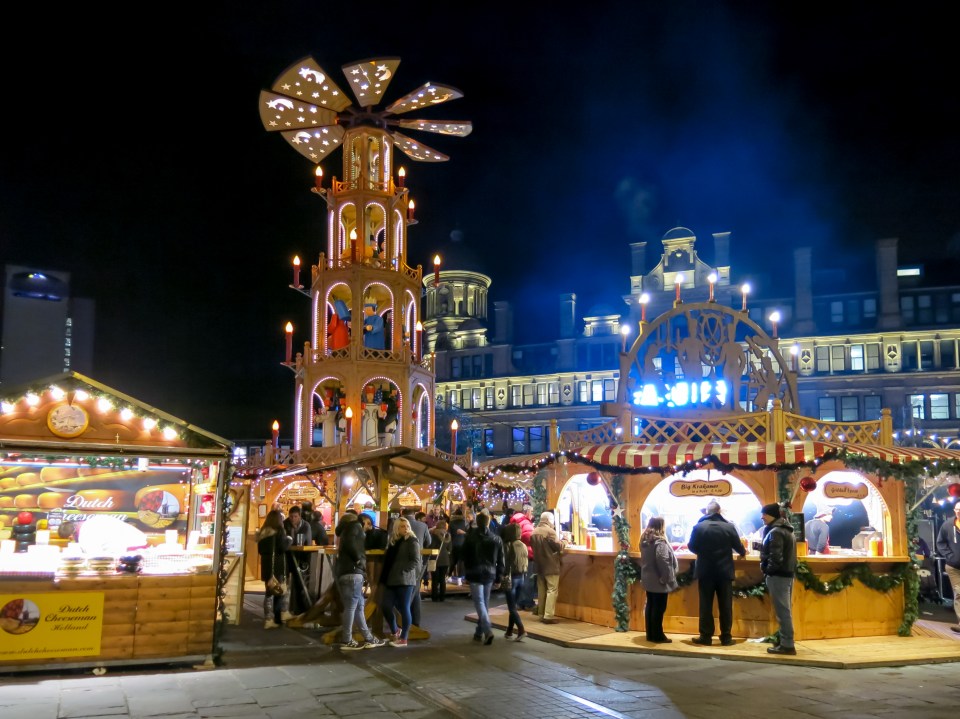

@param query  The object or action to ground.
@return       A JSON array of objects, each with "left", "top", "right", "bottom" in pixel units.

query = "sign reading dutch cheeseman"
[
  {"left": 669, "top": 479, "right": 732, "bottom": 497},
  {"left": 0, "top": 592, "right": 104, "bottom": 660}
]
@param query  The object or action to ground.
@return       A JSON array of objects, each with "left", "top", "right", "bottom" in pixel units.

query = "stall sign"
[
  {"left": 669, "top": 479, "right": 732, "bottom": 497},
  {"left": 633, "top": 379, "right": 728, "bottom": 408},
  {"left": 0, "top": 591, "right": 104, "bottom": 660},
  {"left": 823, "top": 481, "right": 868, "bottom": 500}
]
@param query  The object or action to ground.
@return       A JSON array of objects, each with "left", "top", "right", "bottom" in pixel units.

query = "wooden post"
[
  {"left": 770, "top": 399, "right": 785, "bottom": 442},
  {"left": 880, "top": 407, "right": 893, "bottom": 446}
]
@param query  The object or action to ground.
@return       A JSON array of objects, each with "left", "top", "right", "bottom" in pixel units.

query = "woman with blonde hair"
[
  {"left": 639, "top": 516, "right": 678, "bottom": 643},
  {"left": 379, "top": 516, "right": 422, "bottom": 647}
]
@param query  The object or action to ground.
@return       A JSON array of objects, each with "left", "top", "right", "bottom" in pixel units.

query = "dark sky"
[{"left": 2, "top": 3, "right": 959, "bottom": 440}]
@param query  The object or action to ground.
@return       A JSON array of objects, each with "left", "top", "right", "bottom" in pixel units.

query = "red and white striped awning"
[
  {"left": 477, "top": 452, "right": 552, "bottom": 471},
  {"left": 574, "top": 440, "right": 960, "bottom": 470},
  {"left": 575, "top": 441, "right": 830, "bottom": 469}
]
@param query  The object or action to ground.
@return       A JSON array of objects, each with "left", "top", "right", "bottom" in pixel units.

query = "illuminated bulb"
[
  {"left": 143, "top": 418, "right": 156, "bottom": 430},
  {"left": 1, "top": 402, "right": 14, "bottom": 414},
  {"left": 120, "top": 408, "right": 134, "bottom": 421},
  {"left": 26, "top": 393, "right": 40, "bottom": 406},
  {"left": 50, "top": 386, "right": 65, "bottom": 401},
  {"left": 75, "top": 390, "right": 89, "bottom": 401},
  {"left": 97, "top": 397, "right": 113, "bottom": 412},
  {"left": 163, "top": 427, "right": 178, "bottom": 440}
]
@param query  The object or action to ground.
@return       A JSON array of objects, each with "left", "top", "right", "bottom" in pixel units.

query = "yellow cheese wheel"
[
  {"left": 40, "top": 466, "right": 80, "bottom": 482},
  {"left": 38, "top": 492, "right": 68, "bottom": 509},
  {"left": 134, "top": 483, "right": 188, "bottom": 508},
  {"left": 76, "top": 466, "right": 119, "bottom": 477},
  {"left": 0, "top": 497, "right": 13, "bottom": 508},
  {"left": 16, "top": 472, "right": 40, "bottom": 487},
  {"left": 14, "top": 494, "right": 38, "bottom": 508},
  {"left": 0, "top": 478, "right": 16, "bottom": 489}
]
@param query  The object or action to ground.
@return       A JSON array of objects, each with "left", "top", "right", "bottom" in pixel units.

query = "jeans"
[
  {"left": 470, "top": 580, "right": 494, "bottom": 638},
  {"left": 337, "top": 574, "right": 374, "bottom": 644},
  {"left": 697, "top": 576, "right": 734, "bottom": 641},
  {"left": 505, "top": 575, "right": 525, "bottom": 634},
  {"left": 536, "top": 574, "right": 560, "bottom": 619},
  {"left": 947, "top": 565, "right": 960, "bottom": 624},
  {"left": 765, "top": 575, "right": 795, "bottom": 648},
  {"left": 644, "top": 590, "right": 669, "bottom": 640},
  {"left": 263, "top": 584, "right": 289, "bottom": 622},
  {"left": 381, "top": 585, "right": 414, "bottom": 639},
  {"left": 431, "top": 565, "right": 449, "bottom": 601}
]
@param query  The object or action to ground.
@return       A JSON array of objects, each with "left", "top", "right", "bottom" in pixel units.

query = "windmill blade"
[
  {"left": 393, "top": 119, "right": 473, "bottom": 137},
  {"left": 392, "top": 131, "right": 449, "bottom": 162},
  {"left": 268, "top": 56, "right": 352, "bottom": 113},
  {"left": 279, "top": 125, "right": 346, "bottom": 162},
  {"left": 341, "top": 57, "right": 401, "bottom": 108},
  {"left": 385, "top": 83, "right": 463, "bottom": 115},
  {"left": 259, "top": 90, "right": 340, "bottom": 132}
]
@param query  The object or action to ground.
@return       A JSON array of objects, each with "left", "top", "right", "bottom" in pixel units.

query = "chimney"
[
  {"left": 493, "top": 301, "right": 514, "bottom": 344},
  {"left": 876, "top": 238, "right": 900, "bottom": 331},
  {"left": 712, "top": 232, "right": 730, "bottom": 268},
  {"left": 559, "top": 293, "right": 577, "bottom": 339},
  {"left": 630, "top": 242, "right": 647, "bottom": 276},
  {"left": 793, "top": 247, "right": 815, "bottom": 334}
]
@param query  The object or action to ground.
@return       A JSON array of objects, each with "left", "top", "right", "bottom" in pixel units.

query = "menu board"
[{"left": 788, "top": 511, "right": 806, "bottom": 543}]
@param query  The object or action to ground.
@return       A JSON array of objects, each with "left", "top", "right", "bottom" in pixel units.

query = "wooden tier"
[{"left": 556, "top": 549, "right": 908, "bottom": 640}]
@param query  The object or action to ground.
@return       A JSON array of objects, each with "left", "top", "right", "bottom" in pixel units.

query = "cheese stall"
[{"left": 0, "top": 372, "right": 235, "bottom": 672}]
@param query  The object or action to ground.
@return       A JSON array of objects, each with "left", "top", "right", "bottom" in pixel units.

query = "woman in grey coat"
[
  {"left": 639, "top": 516, "right": 678, "bottom": 643},
  {"left": 379, "top": 517, "right": 422, "bottom": 647}
]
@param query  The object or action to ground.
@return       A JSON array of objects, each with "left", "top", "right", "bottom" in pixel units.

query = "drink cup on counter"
[{"left": 296, "top": 533, "right": 305, "bottom": 546}]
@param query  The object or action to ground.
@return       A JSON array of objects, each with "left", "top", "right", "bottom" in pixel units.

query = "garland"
[
  {"left": 531, "top": 468, "right": 547, "bottom": 518},
  {"left": 610, "top": 474, "right": 639, "bottom": 631}
]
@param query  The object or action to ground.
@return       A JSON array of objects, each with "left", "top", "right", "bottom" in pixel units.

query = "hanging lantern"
[
  {"left": 799, "top": 476, "right": 817, "bottom": 492},
  {"left": 948, "top": 483, "right": 960, "bottom": 498},
  {"left": 586, "top": 471, "right": 601, "bottom": 486}
]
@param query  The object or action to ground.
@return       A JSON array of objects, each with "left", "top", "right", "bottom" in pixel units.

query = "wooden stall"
[{"left": 0, "top": 372, "right": 232, "bottom": 672}]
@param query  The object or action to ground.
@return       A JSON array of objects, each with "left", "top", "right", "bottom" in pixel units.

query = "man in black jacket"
[
  {"left": 462, "top": 512, "right": 504, "bottom": 644},
  {"left": 333, "top": 511, "right": 385, "bottom": 650},
  {"left": 935, "top": 503, "right": 960, "bottom": 634},
  {"left": 301, "top": 501, "right": 328, "bottom": 546},
  {"left": 759, "top": 503, "right": 798, "bottom": 655},
  {"left": 687, "top": 500, "right": 746, "bottom": 646}
]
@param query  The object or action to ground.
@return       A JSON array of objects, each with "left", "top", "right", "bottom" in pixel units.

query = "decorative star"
[{"left": 612, "top": 506, "right": 625, "bottom": 519}]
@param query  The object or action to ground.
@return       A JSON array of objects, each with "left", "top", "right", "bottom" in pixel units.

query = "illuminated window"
[
  {"left": 850, "top": 345, "right": 864, "bottom": 371},
  {"left": 512, "top": 427, "right": 526, "bottom": 453},
  {"left": 864, "top": 395, "right": 882, "bottom": 420},
  {"left": 537, "top": 383, "right": 548, "bottom": 405},
  {"left": 448, "top": 390, "right": 459, "bottom": 408},
  {"left": 908, "top": 394, "right": 925, "bottom": 419},
  {"left": 832, "top": 345, "right": 845, "bottom": 372},
  {"left": 484, "top": 428, "right": 494, "bottom": 455},
  {"left": 484, "top": 386, "right": 494, "bottom": 409},
  {"left": 591, "top": 380, "right": 604, "bottom": 402},
  {"left": 548, "top": 382, "right": 560, "bottom": 404},
  {"left": 523, "top": 384, "right": 535, "bottom": 407},
  {"left": 816, "top": 346, "right": 830, "bottom": 373},
  {"left": 577, "top": 381, "right": 589, "bottom": 403},
  {"left": 510, "top": 385, "right": 522, "bottom": 408},
  {"left": 604, "top": 379, "right": 616, "bottom": 401},
  {"left": 930, "top": 393, "right": 949, "bottom": 420},
  {"left": 866, "top": 343, "right": 881, "bottom": 370},
  {"left": 529, "top": 426, "right": 544, "bottom": 452},
  {"left": 840, "top": 396, "right": 859, "bottom": 421},
  {"left": 818, "top": 397, "right": 837, "bottom": 421}
]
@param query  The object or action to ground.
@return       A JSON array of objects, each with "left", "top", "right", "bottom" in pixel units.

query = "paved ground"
[{"left": 1, "top": 594, "right": 957, "bottom": 719}]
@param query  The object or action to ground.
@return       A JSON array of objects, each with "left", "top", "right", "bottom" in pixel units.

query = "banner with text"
[{"left": 0, "top": 591, "right": 104, "bottom": 660}]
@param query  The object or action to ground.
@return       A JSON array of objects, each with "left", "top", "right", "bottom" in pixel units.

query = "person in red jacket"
[{"left": 510, "top": 504, "right": 537, "bottom": 610}]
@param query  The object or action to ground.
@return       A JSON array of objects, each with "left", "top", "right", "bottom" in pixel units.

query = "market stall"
[{"left": 0, "top": 372, "right": 233, "bottom": 672}]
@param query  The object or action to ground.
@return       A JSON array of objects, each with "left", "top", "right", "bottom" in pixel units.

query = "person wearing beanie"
[
  {"left": 530, "top": 511, "right": 566, "bottom": 623},
  {"left": 687, "top": 499, "right": 746, "bottom": 646},
  {"left": 759, "top": 502, "right": 798, "bottom": 655}
]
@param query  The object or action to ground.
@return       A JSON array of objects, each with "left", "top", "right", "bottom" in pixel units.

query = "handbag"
[{"left": 266, "top": 535, "right": 287, "bottom": 596}]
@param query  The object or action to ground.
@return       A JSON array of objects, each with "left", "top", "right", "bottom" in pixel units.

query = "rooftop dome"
[{"left": 661, "top": 227, "right": 696, "bottom": 242}]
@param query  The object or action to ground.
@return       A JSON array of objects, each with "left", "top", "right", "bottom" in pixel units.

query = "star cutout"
[{"left": 612, "top": 506, "right": 625, "bottom": 519}]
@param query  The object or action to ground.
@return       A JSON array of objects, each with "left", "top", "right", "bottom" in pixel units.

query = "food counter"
[
  {"left": 546, "top": 456, "right": 911, "bottom": 639},
  {"left": 0, "top": 373, "right": 233, "bottom": 672}
]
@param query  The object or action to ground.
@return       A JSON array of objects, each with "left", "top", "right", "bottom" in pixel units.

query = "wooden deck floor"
[{"left": 467, "top": 604, "right": 960, "bottom": 669}]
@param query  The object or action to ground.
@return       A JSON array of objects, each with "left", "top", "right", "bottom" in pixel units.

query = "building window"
[
  {"left": 866, "top": 343, "right": 881, "bottom": 371},
  {"left": 523, "top": 384, "right": 535, "bottom": 407},
  {"left": 483, "top": 428, "right": 494, "bottom": 455},
  {"left": 954, "top": 394, "right": 960, "bottom": 420},
  {"left": 510, "top": 385, "right": 522, "bottom": 408},
  {"left": 485, "top": 386, "right": 494, "bottom": 409},
  {"left": 930, "top": 393, "right": 949, "bottom": 420},
  {"left": 471, "top": 388, "right": 481, "bottom": 409},
  {"left": 448, "top": 390, "right": 459, "bottom": 408},
  {"left": 818, "top": 397, "right": 837, "bottom": 421},
  {"left": 864, "top": 395, "right": 882, "bottom": 420},
  {"left": 460, "top": 389, "right": 471, "bottom": 409},
  {"left": 591, "top": 380, "right": 604, "bottom": 402},
  {"left": 472, "top": 355, "right": 483, "bottom": 378},
  {"left": 529, "top": 426, "right": 544, "bottom": 453},
  {"left": 901, "top": 296, "right": 915, "bottom": 324},
  {"left": 850, "top": 345, "right": 864, "bottom": 371},
  {"left": 815, "top": 346, "right": 830, "bottom": 373},
  {"left": 548, "top": 382, "right": 560, "bottom": 405},
  {"left": 830, "top": 301, "right": 843, "bottom": 324},
  {"left": 536, "top": 383, "right": 548, "bottom": 405},
  {"left": 863, "top": 298, "right": 877, "bottom": 319},
  {"left": 908, "top": 394, "right": 925, "bottom": 420},
  {"left": 942, "top": 339, "right": 956, "bottom": 370},
  {"left": 451, "top": 357, "right": 461, "bottom": 379},
  {"left": 917, "top": 295, "right": 933, "bottom": 324},
  {"left": 604, "top": 379, "right": 617, "bottom": 401},
  {"left": 577, "top": 381, "right": 589, "bottom": 403},
  {"left": 920, "top": 341, "right": 935, "bottom": 370},
  {"left": 832, "top": 345, "right": 845, "bottom": 372},
  {"left": 512, "top": 427, "right": 526, "bottom": 453},
  {"left": 902, "top": 342, "right": 918, "bottom": 371},
  {"left": 840, "top": 396, "right": 859, "bottom": 422}
]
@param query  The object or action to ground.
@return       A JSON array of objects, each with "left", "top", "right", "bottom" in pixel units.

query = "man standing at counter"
[
  {"left": 688, "top": 500, "right": 745, "bottom": 646},
  {"left": 935, "top": 503, "right": 960, "bottom": 634},
  {"left": 759, "top": 503, "right": 797, "bottom": 655}
]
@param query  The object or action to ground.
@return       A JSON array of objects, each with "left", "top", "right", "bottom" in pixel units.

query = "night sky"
[{"left": 2, "top": 3, "right": 959, "bottom": 441}]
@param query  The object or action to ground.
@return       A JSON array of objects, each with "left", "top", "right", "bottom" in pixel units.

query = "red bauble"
[
  {"left": 948, "top": 483, "right": 960, "bottom": 498},
  {"left": 799, "top": 476, "right": 817, "bottom": 492},
  {"left": 586, "top": 471, "right": 601, "bottom": 486},
  {"left": 17, "top": 511, "right": 34, "bottom": 525}
]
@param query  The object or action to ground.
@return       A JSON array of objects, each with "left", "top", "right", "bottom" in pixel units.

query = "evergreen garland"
[
  {"left": 531, "top": 468, "right": 547, "bottom": 518},
  {"left": 610, "top": 473, "right": 639, "bottom": 631}
]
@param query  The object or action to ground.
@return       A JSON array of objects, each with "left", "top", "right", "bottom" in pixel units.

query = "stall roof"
[
  {"left": 574, "top": 440, "right": 960, "bottom": 470},
  {"left": 477, "top": 452, "right": 553, "bottom": 471}
]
